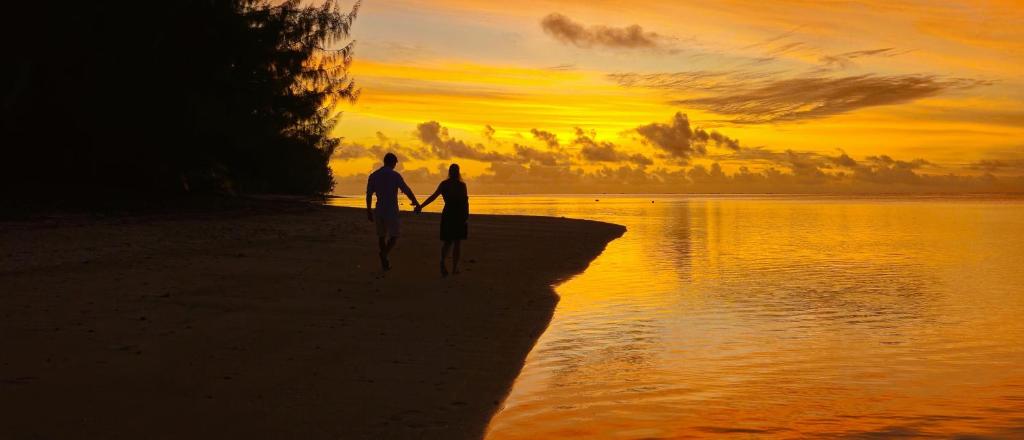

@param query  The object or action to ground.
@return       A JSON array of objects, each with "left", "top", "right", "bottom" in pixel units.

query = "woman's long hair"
[{"left": 447, "top": 163, "right": 461, "bottom": 182}]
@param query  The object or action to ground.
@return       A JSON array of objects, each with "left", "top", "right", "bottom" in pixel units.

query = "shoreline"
[{"left": 0, "top": 201, "right": 624, "bottom": 439}]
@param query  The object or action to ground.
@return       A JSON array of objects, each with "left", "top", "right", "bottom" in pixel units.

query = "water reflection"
[{"left": 331, "top": 195, "right": 1024, "bottom": 438}]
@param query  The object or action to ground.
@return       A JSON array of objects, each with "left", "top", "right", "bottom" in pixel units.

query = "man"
[{"left": 366, "top": 153, "right": 419, "bottom": 270}]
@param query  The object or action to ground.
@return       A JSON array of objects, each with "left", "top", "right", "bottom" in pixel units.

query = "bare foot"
[
  {"left": 440, "top": 262, "right": 449, "bottom": 277},
  {"left": 379, "top": 252, "right": 391, "bottom": 271}
]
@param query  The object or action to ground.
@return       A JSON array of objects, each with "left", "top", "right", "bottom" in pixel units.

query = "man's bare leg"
[{"left": 379, "top": 236, "right": 398, "bottom": 270}]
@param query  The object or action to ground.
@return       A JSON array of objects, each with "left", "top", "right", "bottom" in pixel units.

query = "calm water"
[{"left": 332, "top": 195, "right": 1024, "bottom": 438}]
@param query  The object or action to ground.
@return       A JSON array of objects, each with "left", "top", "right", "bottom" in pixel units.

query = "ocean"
[{"left": 331, "top": 195, "right": 1024, "bottom": 438}]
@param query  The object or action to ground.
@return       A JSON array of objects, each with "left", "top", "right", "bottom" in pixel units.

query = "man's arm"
[
  {"left": 365, "top": 176, "right": 374, "bottom": 222},
  {"left": 398, "top": 176, "right": 419, "bottom": 207}
]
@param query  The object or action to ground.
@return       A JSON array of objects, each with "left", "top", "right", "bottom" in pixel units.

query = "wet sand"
[{"left": 0, "top": 201, "right": 624, "bottom": 439}]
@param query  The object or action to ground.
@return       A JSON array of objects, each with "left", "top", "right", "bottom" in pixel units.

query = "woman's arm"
[{"left": 416, "top": 183, "right": 443, "bottom": 211}]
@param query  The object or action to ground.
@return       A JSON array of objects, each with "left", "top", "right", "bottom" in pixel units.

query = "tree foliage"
[{"left": 1, "top": 0, "right": 360, "bottom": 198}]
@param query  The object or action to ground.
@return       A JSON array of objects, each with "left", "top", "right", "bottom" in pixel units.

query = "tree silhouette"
[{"left": 1, "top": 0, "right": 360, "bottom": 200}]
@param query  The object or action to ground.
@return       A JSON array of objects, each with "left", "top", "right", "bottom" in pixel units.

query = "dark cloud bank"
[{"left": 332, "top": 114, "right": 1022, "bottom": 194}]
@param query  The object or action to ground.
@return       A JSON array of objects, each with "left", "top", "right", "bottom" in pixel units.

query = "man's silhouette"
[{"left": 366, "top": 153, "right": 419, "bottom": 270}]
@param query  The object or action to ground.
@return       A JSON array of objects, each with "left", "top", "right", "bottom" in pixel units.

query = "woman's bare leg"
[
  {"left": 452, "top": 240, "right": 461, "bottom": 274},
  {"left": 440, "top": 241, "right": 452, "bottom": 277}
]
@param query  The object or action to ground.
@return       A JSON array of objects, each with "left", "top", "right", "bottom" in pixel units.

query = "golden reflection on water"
[{"left": 336, "top": 195, "right": 1024, "bottom": 438}]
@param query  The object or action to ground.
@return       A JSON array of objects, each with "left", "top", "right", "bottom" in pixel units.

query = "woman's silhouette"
[{"left": 416, "top": 164, "right": 469, "bottom": 276}]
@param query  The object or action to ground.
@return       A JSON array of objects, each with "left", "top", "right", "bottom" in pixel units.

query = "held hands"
[{"left": 413, "top": 203, "right": 423, "bottom": 214}]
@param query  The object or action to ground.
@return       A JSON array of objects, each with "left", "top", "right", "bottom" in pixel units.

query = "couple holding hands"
[{"left": 366, "top": 153, "right": 469, "bottom": 276}]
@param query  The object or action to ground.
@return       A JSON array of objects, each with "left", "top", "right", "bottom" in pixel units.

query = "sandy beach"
[{"left": 0, "top": 200, "right": 624, "bottom": 439}]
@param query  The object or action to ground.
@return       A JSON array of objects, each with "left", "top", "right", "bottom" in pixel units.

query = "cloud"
[
  {"left": 358, "top": 40, "right": 434, "bottom": 63},
  {"left": 635, "top": 112, "right": 740, "bottom": 163},
  {"left": 636, "top": 113, "right": 705, "bottom": 162},
  {"left": 572, "top": 128, "right": 652, "bottom": 166},
  {"left": 850, "top": 155, "right": 932, "bottom": 184},
  {"left": 686, "top": 163, "right": 729, "bottom": 184},
  {"left": 738, "top": 28, "right": 909, "bottom": 72},
  {"left": 612, "top": 72, "right": 988, "bottom": 123},
  {"left": 968, "top": 159, "right": 1024, "bottom": 173},
  {"left": 610, "top": 70, "right": 779, "bottom": 92},
  {"left": 681, "top": 75, "right": 988, "bottom": 123},
  {"left": 335, "top": 154, "right": 1020, "bottom": 195},
  {"left": 513, "top": 143, "right": 568, "bottom": 166},
  {"left": 333, "top": 143, "right": 370, "bottom": 160},
  {"left": 415, "top": 121, "right": 512, "bottom": 162},
  {"left": 545, "top": 63, "right": 577, "bottom": 71},
  {"left": 337, "top": 121, "right": 575, "bottom": 168},
  {"left": 332, "top": 115, "right": 1023, "bottom": 194},
  {"left": 333, "top": 131, "right": 432, "bottom": 161},
  {"left": 765, "top": 41, "right": 805, "bottom": 56},
  {"left": 722, "top": 148, "right": 943, "bottom": 186},
  {"left": 540, "top": 13, "right": 664, "bottom": 50},
  {"left": 708, "top": 131, "right": 740, "bottom": 150},
  {"left": 699, "top": 151, "right": 1013, "bottom": 191},
  {"left": 530, "top": 128, "right": 560, "bottom": 149},
  {"left": 334, "top": 125, "right": 1023, "bottom": 194},
  {"left": 739, "top": 27, "right": 802, "bottom": 50},
  {"left": 819, "top": 48, "right": 900, "bottom": 69},
  {"left": 482, "top": 124, "right": 496, "bottom": 142},
  {"left": 471, "top": 162, "right": 688, "bottom": 192}
]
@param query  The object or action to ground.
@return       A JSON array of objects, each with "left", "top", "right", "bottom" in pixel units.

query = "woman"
[{"left": 415, "top": 164, "right": 469, "bottom": 276}]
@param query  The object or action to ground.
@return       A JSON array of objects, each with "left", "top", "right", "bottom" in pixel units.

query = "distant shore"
[{"left": 0, "top": 199, "right": 624, "bottom": 439}]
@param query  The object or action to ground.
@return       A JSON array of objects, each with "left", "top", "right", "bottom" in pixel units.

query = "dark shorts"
[{"left": 375, "top": 215, "right": 400, "bottom": 237}]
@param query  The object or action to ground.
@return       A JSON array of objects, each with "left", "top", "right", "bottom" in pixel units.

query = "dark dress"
[{"left": 438, "top": 180, "right": 468, "bottom": 241}]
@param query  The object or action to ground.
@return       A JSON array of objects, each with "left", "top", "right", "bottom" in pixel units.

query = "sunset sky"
[{"left": 329, "top": 0, "right": 1024, "bottom": 193}]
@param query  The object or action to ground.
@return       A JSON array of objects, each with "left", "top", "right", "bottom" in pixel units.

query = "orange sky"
[{"left": 329, "top": 0, "right": 1024, "bottom": 193}]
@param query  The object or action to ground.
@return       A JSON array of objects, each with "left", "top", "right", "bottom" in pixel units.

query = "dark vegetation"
[{"left": 1, "top": 0, "right": 360, "bottom": 205}]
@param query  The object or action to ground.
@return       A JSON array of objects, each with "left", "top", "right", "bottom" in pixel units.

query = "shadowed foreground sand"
[{"left": 0, "top": 201, "right": 624, "bottom": 439}]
